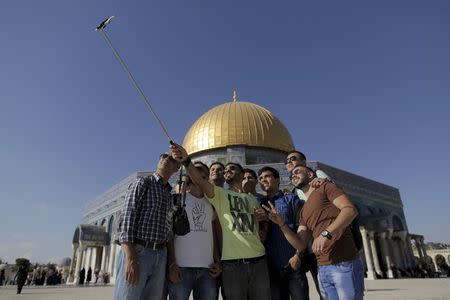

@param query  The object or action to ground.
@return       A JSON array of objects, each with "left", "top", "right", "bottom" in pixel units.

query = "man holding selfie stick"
[
  {"left": 170, "top": 142, "right": 270, "bottom": 300},
  {"left": 114, "top": 153, "right": 181, "bottom": 300}
]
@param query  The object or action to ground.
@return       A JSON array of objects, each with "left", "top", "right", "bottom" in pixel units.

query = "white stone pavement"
[{"left": 1, "top": 278, "right": 450, "bottom": 300}]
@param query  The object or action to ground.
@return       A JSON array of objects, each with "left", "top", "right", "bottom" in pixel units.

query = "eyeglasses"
[
  {"left": 285, "top": 156, "right": 299, "bottom": 164},
  {"left": 160, "top": 154, "right": 179, "bottom": 165}
]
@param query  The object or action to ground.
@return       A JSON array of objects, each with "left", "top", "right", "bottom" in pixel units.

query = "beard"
[{"left": 294, "top": 177, "right": 309, "bottom": 189}]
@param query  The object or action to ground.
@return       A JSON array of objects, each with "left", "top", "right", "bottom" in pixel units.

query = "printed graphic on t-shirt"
[
  {"left": 227, "top": 194, "right": 255, "bottom": 233},
  {"left": 192, "top": 201, "right": 207, "bottom": 232}
]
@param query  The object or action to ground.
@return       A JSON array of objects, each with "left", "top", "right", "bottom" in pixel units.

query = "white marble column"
[
  {"left": 74, "top": 244, "right": 85, "bottom": 285},
  {"left": 67, "top": 244, "right": 78, "bottom": 284},
  {"left": 101, "top": 246, "right": 108, "bottom": 272},
  {"left": 397, "top": 231, "right": 410, "bottom": 269},
  {"left": 360, "top": 227, "right": 376, "bottom": 280},
  {"left": 84, "top": 248, "right": 91, "bottom": 270},
  {"left": 380, "top": 232, "right": 394, "bottom": 278},
  {"left": 406, "top": 235, "right": 416, "bottom": 267},
  {"left": 108, "top": 243, "right": 117, "bottom": 275},
  {"left": 369, "top": 231, "right": 382, "bottom": 276},
  {"left": 432, "top": 257, "right": 439, "bottom": 272},
  {"left": 391, "top": 239, "right": 404, "bottom": 271},
  {"left": 415, "top": 238, "right": 424, "bottom": 260},
  {"left": 113, "top": 244, "right": 120, "bottom": 282},
  {"left": 91, "top": 247, "right": 97, "bottom": 271},
  {"left": 420, "top": 238, "right": 428, "bottom": 260}
]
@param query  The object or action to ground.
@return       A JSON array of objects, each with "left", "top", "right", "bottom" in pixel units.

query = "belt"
[
  {"left": 223, "top": 255, "right": 266, "bottom": 264},
  {"left": 135, "top": 239, "right": 166, "bottom": 250}
]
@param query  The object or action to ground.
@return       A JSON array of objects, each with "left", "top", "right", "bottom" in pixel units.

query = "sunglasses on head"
[{"left": 160, "top": 154, "right": 178, "bottom": 164}]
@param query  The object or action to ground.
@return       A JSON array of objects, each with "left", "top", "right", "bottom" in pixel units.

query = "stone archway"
[
  {"left": 68, "top": 225, "right": 110, "bottom": 285},
  {"left": 392, "top": 215, "right": 404, "bottom": 231}
]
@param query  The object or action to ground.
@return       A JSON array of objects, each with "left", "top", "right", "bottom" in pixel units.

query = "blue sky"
[{"left": 0, "top": 1, "right": 449, "bottom": 263}]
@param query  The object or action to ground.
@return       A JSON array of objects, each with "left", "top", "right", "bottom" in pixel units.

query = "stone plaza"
[{"left": 2, "top": 277, "right": 450, "bottom": 299}]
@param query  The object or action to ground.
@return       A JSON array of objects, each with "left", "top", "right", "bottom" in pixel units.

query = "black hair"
[
  {"left": 193, "top": 161, "right": 210, "bottom": 174},
  {"left": 243, "top": 168, "right": 257, "bottom": 179},
  {"left": 209, "top": 161, "right": 225, "bottom": 170},
  {"left": 286, "top": 150, "right": 307, "bottom": 161},
  {"left": 257, "top": 166, "right": 280, "bottom": 179},
  {"left": 225, "top": 162, "right": 244, "bottom": 173}
]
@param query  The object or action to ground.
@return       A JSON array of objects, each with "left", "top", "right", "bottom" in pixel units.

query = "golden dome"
[{"left": 182, "top": 96, "right": 294, "bottom": 155}]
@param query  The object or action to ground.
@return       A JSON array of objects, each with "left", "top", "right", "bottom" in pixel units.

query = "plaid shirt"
[{"left": 118, "top": 173, "right": 174, "bottom": 244}]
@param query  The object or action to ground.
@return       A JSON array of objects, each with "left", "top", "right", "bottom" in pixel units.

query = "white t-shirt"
[{"left": 174, "top": 193, "right": 215, "bottom": 268}]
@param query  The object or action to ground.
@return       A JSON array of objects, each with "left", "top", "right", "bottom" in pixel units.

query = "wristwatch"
[{"left": 320, "top": 229, "right": 333, "bottom": 240}]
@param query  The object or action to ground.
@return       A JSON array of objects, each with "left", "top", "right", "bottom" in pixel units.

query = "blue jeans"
[
  {"left": 318, "top": 258, "right": 364, "bottom": 300},
  {"left": 168, "top": 267, "right": 217, "bottom": 300},
  {"left": 114, "top": 244, "right": 167, "bottom": 300}
]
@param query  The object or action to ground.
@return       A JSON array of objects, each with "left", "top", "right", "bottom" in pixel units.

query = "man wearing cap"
[{"left": 114, "top": 153, "right": 181, "bottom": 300}]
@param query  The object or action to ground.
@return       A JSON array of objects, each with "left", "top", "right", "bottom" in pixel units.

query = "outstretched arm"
[{"left": 170, "top": 143, "right": 215, "bottom": 198}]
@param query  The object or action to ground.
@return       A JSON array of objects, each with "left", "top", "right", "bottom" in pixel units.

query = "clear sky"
[{"left": 1, "top": 0, "right": 449, "bottom": 263}]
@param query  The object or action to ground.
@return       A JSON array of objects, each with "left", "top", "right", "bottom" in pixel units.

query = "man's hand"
[
  {"left": 288, "top": 254, "right": 301, "bottom": 270},
  {"left": 168, "top": 263, "right": 183, "bottom": 283},
  {"left": 261, "top": 201, "right": 285, "bottom": 226},
  {"left": 312, "top": 235, "right": 331, "bottom": 256},
  {"left": 310, "top": 178, "right": 327, "bottom": 188},
  {"left": 254, "top": 207, "right": 268, "bottom": 222},
  {"left": 170, "top": 143, "right": 188, "bottom": 162},
  {"left": 209, "top": 262, "right": 222, "bottom": 278},
  {"left": 125, "top": 256, "right": 139, "bottom": 286}
]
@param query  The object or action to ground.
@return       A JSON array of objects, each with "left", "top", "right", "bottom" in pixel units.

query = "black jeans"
[
  {"left": 269, "top": 265, "right": 309, "bottom": 300},
  {"left": 221, "top": 257, "right": 271, "bottom": 300}
]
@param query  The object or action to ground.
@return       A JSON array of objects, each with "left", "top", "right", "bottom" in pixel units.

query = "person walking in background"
[
  {"left": 15, "top": 265, "right": 28, "bottom": 294},
  {"left": 79, "top": 267, "right": 85, "bottom": 285},
  {"left": 0, "top": 269, "right": 5, "bottom": 286},
  {"left": 86, "top": 267, "right": 92, "bottom": 285}
]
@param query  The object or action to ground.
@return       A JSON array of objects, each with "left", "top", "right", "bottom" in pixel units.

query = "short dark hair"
[
  {"left": 305, "top": 166, "right": 316, "bottom": 177},
  {"left": 210, "top": 161, "right": 225, "bottom": 170},
  {"left": 225, "top": 162, "right": 244, "bottom": 173},
  {"left": 159, "top": 153, "right": 178, "bottom": 164},
  {"left": 243, "top": 168, "right": 257, "bottom": 179},
  {"left": 257, "top": 166, "right": 280, "bottom": 179},
  {"left": 287, "top": 150, "right": 307, "bottom": 161},
  {"left": 291, "top": 165, "right": 316, "bottom": 177},
  {"left": 193, "top": 161, "right": 209, "bottom": 174}
]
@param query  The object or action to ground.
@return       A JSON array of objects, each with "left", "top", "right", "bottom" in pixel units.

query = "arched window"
[
  {"left": 108, "top": 215, "right": 114, "bottom": 233},
  {"left": 392, "top": 215, "right": 404, "bottom": 231}
]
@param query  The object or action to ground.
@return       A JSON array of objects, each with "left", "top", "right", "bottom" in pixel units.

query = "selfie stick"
[{"left": 95, "top": 16, "right": 174, "bottom": 145}]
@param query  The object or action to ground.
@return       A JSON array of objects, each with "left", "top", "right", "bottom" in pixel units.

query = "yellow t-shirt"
[{"left": 206, "top": 186, "right": 266, "bottom": 260}]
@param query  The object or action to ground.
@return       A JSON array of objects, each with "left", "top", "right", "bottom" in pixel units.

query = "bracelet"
[
  {"left": 182, "top": 156, "right": 191, "bottom": 167},
  {"left": 279, "top": 223, "right": 287, "bottom": 228}
]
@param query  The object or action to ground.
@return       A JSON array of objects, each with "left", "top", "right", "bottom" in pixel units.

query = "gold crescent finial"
[{"left": 233, "top": 89, "right": 238, "bottom": 102}]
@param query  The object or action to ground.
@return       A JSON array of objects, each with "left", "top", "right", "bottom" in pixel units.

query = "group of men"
[{"left": 113, "top": 142, "right": 364, "bottom": 300}]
